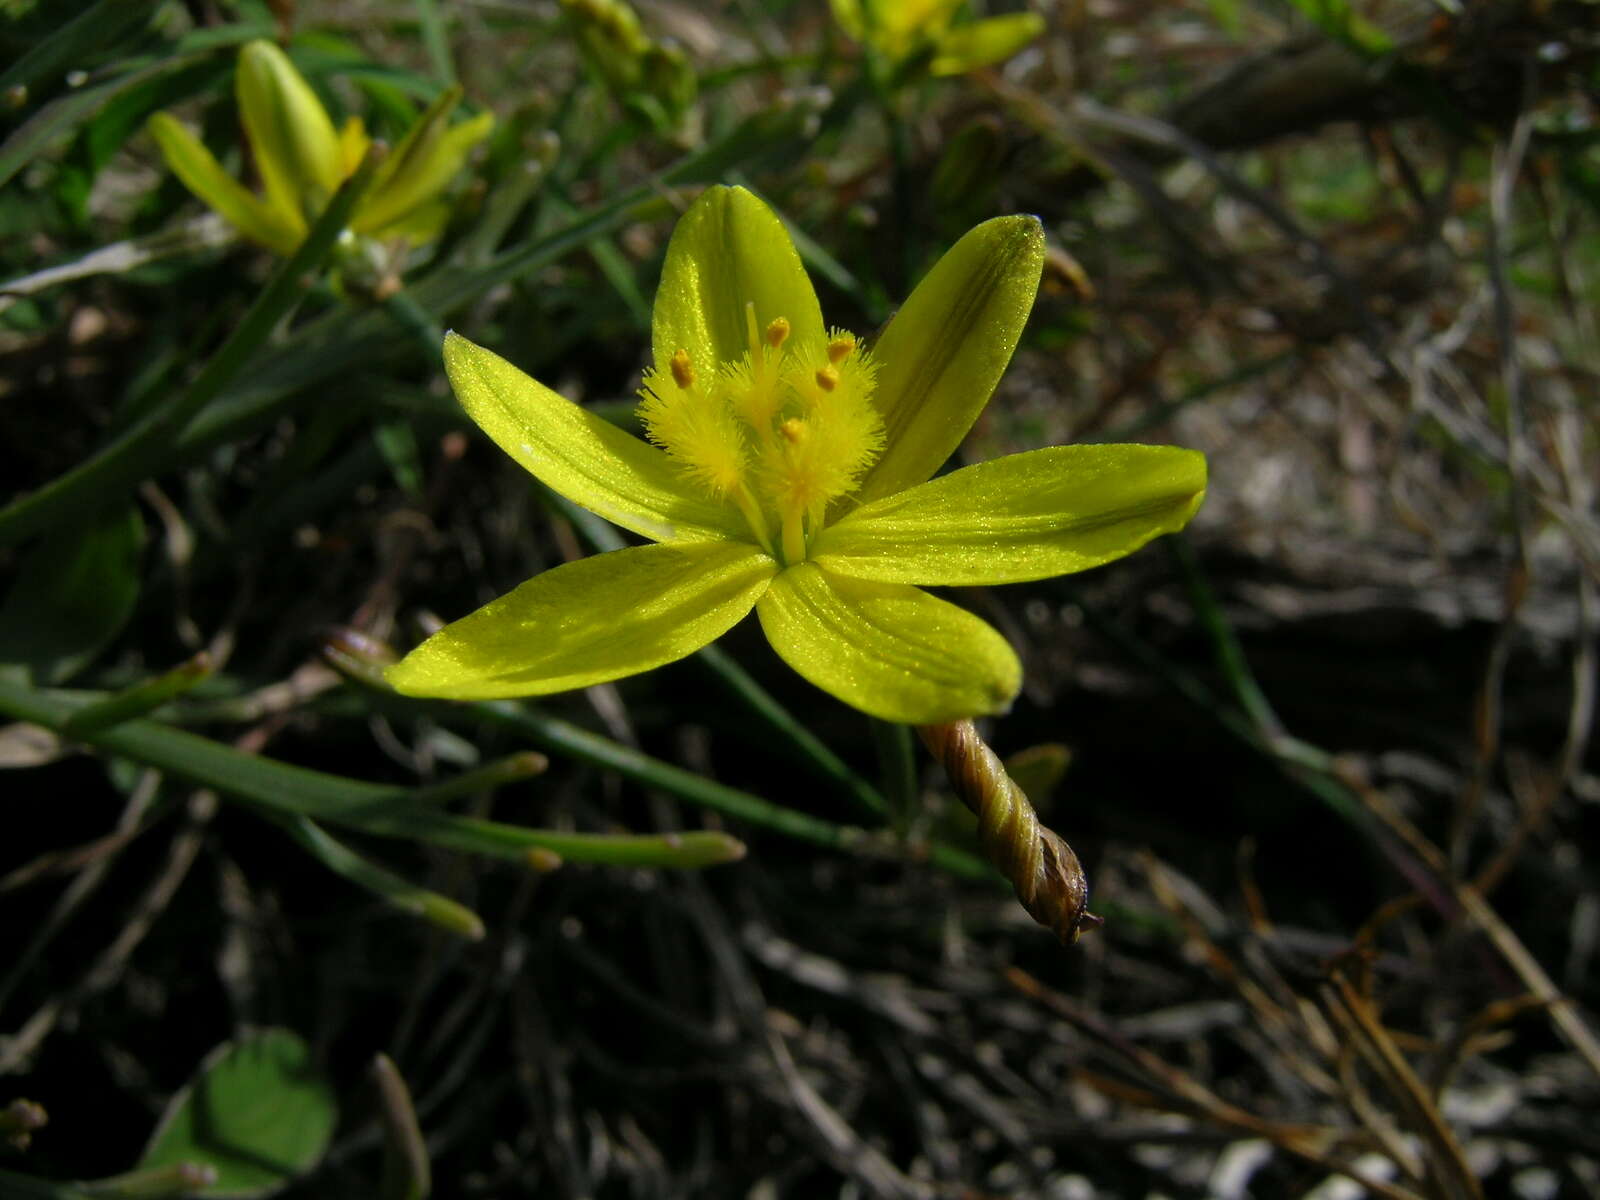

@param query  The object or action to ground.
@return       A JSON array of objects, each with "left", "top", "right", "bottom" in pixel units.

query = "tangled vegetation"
[{"left": 2, "top": 1, "right": 1597, "bottom": 1196}]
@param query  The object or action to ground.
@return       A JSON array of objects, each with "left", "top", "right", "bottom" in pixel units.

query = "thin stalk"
[
  {"left": 62, "top": 652, "right": 213, "bottom": 738},
  {"left": 1167, "top": 533, "right": 1284, "bottom": 741},
  {"left": 372, "top": 1054, "right": 431, "bottom": 1200},
  {"left": 469, "top": 699, "right": 991, "bottom": 880},
  {"left": 273, "top": 814, "right": 485, "bottom": 941},
  {"left": 871, "top": 718, "right": 917, "bottom": 830},
  {"left": 0, "top": 679, "right": 743, "bottom": 871}
]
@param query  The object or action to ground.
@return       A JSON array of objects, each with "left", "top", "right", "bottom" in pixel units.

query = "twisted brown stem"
[{"left": 918, "top": 720, "right": 1103, "bottom": 944}]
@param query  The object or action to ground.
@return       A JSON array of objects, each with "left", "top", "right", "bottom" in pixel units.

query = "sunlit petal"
[
  {"left": 929, "top": 13, "right": 1046, "bottom": 76},
  {"left": 849, "top": 214, "right": 1043, "bottom": 508},
  {"left": 236, "top": 39, "right": 344, "bottom": 220},
  {"left": 814, "top": 445, "right": 1207, "bottom": 584},
  {"left": 651, "top": 186, "right": 825, "bottom": 381},
  {"left": 388, "top": 541, "right": 777, "bottom": 700},
  {"left": 443, "top": 333, "right": 744, "bottom": 543},
  {"left": 756, "top": 564, "right": 1020, "bottom": 723},
  {"left": 145, "top": 113, "right": 302, "bottom": 253},
  {"left": 355, "top": 89, "right": 493, "bottom": 235}
]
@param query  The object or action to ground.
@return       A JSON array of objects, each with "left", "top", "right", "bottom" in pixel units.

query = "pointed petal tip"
[{"left": 382, "top": 660, "right": 422, "bottom": 696}]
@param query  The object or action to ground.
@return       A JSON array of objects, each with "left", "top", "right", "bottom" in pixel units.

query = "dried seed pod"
[{"left": 919, "top": 720, "right": 1103, "bottom": 944}]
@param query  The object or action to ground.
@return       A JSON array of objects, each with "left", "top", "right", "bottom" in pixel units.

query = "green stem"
[
  {"left": 1167, "top": 532, "right": 1284, "bottom": 740},
  {"left": 62, "top": 652, "right": 214, "bottom": 738},
  {"left": 372, "top": 1054, "right": 431, "bottom": 1200},
  {"left": 272, "top": 814, "right": 485, "bottom": 940},
  {"left": 410, "top": 752, "right": 547, "bottom": 804},
  {"left": 871, "top": 718, "right": 917, "bottom": 830},
  {"left": 0, "top": 679, "right": 742, "bottom": 870},
  {"left": 467, "top": 699, "right": 991, "bottom": 880},
  {"left": 697, "top": 644, "right": 887, "bottom": 820}
]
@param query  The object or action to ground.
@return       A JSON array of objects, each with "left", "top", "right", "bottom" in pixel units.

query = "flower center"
[{"left": 637, "top": 303, "right": 884, "bottom": 565}]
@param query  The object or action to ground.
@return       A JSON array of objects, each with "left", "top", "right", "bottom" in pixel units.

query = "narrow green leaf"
[
  {"left": 62, "top": 651, "right": 213, "bottom": 737},
  {"left": 372, "top": 418, "right": 424, "bottom": 497},
  {"left": 276, "top": 815, "right": 485, "bottom": 940},
  {"left": 137, "top": 1029, "right": 336, "bottom": 1198},
  {"left": 0, "top": 679, "right": 745, "bottom": 870},
  {"left": 1003, "top": 744, "right": 1072, "bottom": 808},
  {"left": 371, "top": 1056, "right": 430, "bottom": 1200},
  {"left": 468, "top": 699, "right": 992, "bottom": 879},
  {"left": 0, "top": 28, "right": 271, "bottom": 192},
  {"left": 412, "top": 0, "right": 456, "bottom": 86},
  {"left": 77, "top": 1163, "right": 218, "bottom": 1198},
  {"left": 1285, "top": 0, "right": 1395, "bottom": 53},
  {"left": 410, "top": 752, "right": 547, "bottom": 804},
  {"left": 0, "top": 0, "right": 161, "bottom": 100}
]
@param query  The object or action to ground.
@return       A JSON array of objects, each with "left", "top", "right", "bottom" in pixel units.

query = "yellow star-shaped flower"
[
  {"left": 388, "top": 186, "right": 1206, "bottom": 723},
  {"left": 831, "top": 0, "right": 1045, "bottom": 76},
  {"left": 148, "top": 40, "right": 493, "bottom": 256}
]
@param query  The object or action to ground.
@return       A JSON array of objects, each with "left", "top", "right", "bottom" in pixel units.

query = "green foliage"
[
  {"left": 137, "top": 1030, "right": 337, "bottom": 1198},
  {"left": 3, "top": 0, "right": 1597, "bottom": 1193}
]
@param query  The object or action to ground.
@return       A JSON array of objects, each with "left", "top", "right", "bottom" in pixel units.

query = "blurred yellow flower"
[
  {"left": 388, "top": 186, "right": 1205, "bottom": 723},
  {"left": 148, "top": 40, "right": 493, "bottom": 256},
  {"left": 831, "top": 0, "right": 1045, "bottom": 76}
]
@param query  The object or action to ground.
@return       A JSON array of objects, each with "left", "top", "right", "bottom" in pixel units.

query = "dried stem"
[{"left": 918, "top": 720, "right": 1102, "bottom": 944}]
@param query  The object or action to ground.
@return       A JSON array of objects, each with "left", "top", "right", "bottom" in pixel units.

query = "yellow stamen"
[
  {"left": 635, "top": 306, "right": 885, "bottom": 566},
  {"left": 670, "top": 348, "right": 694, "bottom": 389}
]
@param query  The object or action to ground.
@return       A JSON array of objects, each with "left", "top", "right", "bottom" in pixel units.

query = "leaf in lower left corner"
[{"left": 136, "top": 1028, "right": 337, "bottom": 1198}]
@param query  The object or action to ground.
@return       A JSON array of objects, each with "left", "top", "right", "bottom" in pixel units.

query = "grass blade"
[
  {"left": 0, "top": 679, "right": 744, "bottom": 870},
  {"left": 275, "top": 814, "right": 485, "bottom": 940}
]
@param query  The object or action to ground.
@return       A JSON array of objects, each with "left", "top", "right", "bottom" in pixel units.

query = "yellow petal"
[
  {"left": 814, "top": 444, "right": 1207, "bottom": 585},
  {"left": 146, "top": 112, "right": 303, "bottom": 254},
  {"left": 378, "top": 197, "right": 452, "bottom": 245},
  {"left": 235, "top": 39, "right": 343, "bottom": 221},
  {"left": 849, "top": 214, "right": 1043, "bottom": 508},
  {"left": 756, "top": 563, "right": 1020, "bottom": 723},
  {"left": 338, "top": 114, "right": 371, "bottom": 177},
  {"left": 844, "top": 0, "right": 960, "bottom": 49},
  {"left": 651, "top": 185, "right": 825, "bottom": 382},
  {"left": 387, "top": 541, "right": 776, "bottom": 700},
  {"left": 929, "top": 13, "right": 1046, "bottom": 76},
  {"left": 355, "top": 91, "right": 493, "bottom": 235},
  {"left": 443, "top": 333, "right": 743, "bottom": 543}
]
